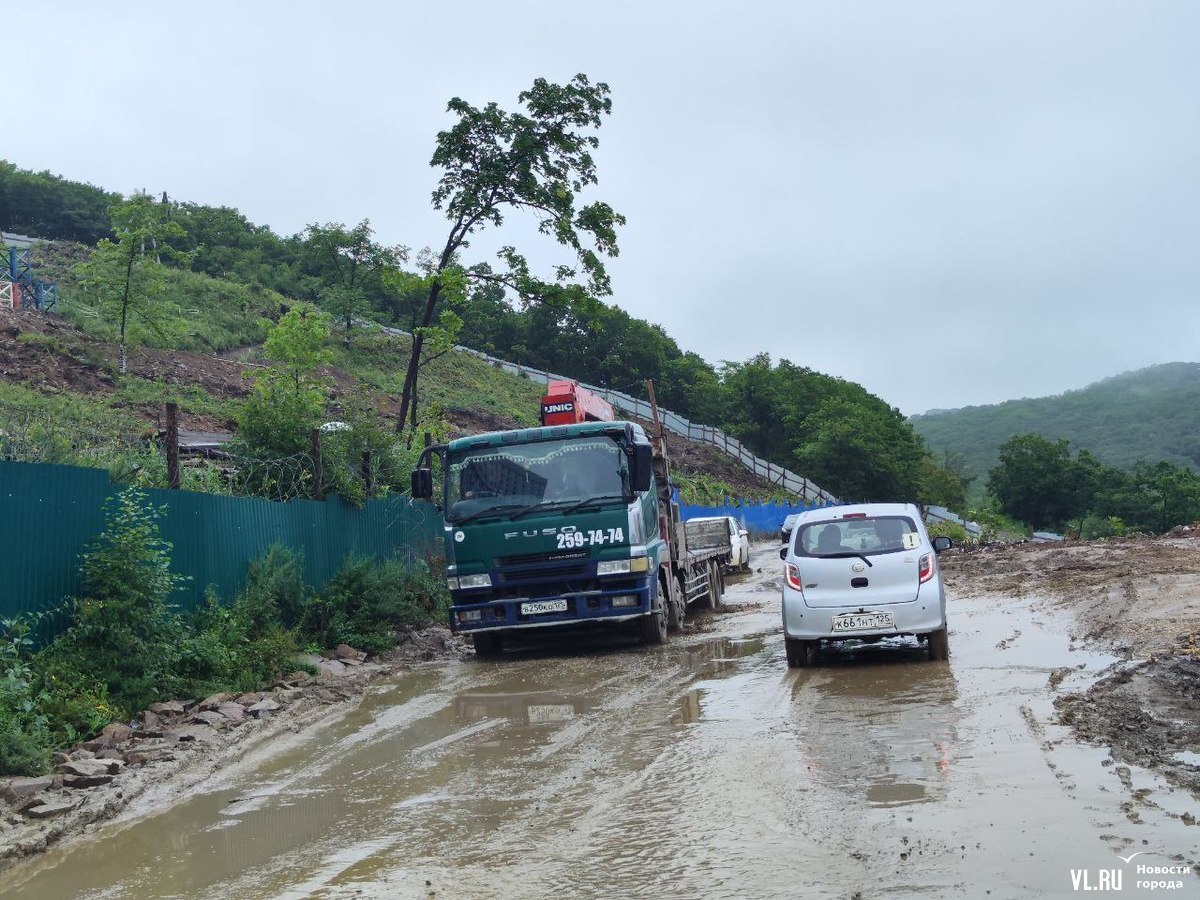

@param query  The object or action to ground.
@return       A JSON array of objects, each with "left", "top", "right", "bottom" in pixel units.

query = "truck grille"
[{"left": 496, "top": 550, "right": 589, "bottom": 585}]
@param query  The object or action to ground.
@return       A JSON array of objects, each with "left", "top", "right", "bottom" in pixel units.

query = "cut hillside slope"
[
  {"left": 0, "top": 309, "right": 788, "bottom": 501},
  {"left": 912, "top": 362, "right": 1200, "bottom": 486}
]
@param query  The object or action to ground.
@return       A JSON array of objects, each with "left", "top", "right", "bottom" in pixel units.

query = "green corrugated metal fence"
[{"left": 0, "top": 460, "right": 443, "bottom": 619}]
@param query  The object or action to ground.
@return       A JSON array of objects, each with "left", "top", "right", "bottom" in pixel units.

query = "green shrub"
[
  {"left": 301, "top": 556, "right": 449, "bottom": 653},
  {"left": 926, "top": 520, "right": 972, "bottom": 543},
  {"left": 40, "top": 489, "right": 188, "bottom": 719},
  {"left": 0, "top": 617, "right": 52, "bottom": 775},
  {"left": 240, "top": 544, "right": 308, "bottom": 631}
]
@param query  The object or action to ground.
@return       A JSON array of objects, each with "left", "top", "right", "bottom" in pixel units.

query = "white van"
[{"left": 779, "top": 502, "right": 953, "bottom": 666}]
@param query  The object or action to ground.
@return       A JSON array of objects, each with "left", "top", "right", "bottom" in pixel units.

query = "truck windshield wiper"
[
  {"left": 560, "top": 494, "right": 628, "bottom": 516},
  {"left": 508, "top": 499, "right": 579, "bottom": 520},
  {"left": 452, "top": 503, "right": 533, "bottom": 525}
]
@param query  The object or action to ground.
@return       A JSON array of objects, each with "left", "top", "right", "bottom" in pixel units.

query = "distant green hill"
[{"left": 911, "top": 362, "right": 1200, "bottom": 493}]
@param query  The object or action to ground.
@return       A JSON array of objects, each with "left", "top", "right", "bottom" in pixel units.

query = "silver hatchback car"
[{"left": 780, "top": 502, "right": 953, "bottom": 666}]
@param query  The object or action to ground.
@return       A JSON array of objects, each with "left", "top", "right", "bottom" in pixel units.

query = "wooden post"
[
  {"left": 165, "top": 402, "right": 180, "bottom": 489},
  {"left": 309, "top": 428, "right": 323, "bottom": 499},
  {"left": 361, "top": 449, "right": 373, "bottom": 499}
]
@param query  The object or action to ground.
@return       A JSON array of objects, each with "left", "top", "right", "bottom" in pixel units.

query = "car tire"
[
  {"left": 927, "top": 628, "right": 950, "bottom": 661},
  {"left": 472, "top": 633, "right": 504, "bottom": 658},
  {"left": 786, "top": 638, "right": 816, "bottom": 668}
]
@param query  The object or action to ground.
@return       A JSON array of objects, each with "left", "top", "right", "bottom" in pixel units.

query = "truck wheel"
[
  {"left": 927, "top": 628, "right": 950, "bottom": 661},
  {"left": 667, "top": 591, "right": 684, "bottom": 632},
  {"left": 640, "top": 607, "right": 668, "bottom": 645},
  {"left": 472, "top": 633, "right": 504, "bottom": 658},
  {"left": 707, "top": 561, "right": 723, "bottom": 610},
  {"left": 786, "top": 638, "right": 816, "bottom": 668}
]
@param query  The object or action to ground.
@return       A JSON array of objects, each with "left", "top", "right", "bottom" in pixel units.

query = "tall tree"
[
  {"left": 396, "top": 74, "right": 624, "bottom": 436},
  {"left": 987, "top": 434, "right": 1080, "bottom": 529},
  {"left": 77, "top": 193, "right": 188, "bottom": 374},
  {"left": 301, "top": 220, "right": 404, "bottom": 336}
]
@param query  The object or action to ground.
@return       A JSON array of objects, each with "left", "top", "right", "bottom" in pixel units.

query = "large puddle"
[{"left": 2, "top": 566, "right": 1197, "bottom": 899}]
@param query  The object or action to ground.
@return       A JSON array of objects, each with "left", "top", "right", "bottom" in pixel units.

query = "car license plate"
[
  {"left": 831, "top": 611, "right": 895, "bottom": 632},
  {"left": 521, "top": 599, "right": 568, "bottom": 615}
]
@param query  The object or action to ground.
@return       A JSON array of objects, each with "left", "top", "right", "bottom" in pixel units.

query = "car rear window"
[{"left": 795, "top": 516, "right": 920, "bottom": 557}]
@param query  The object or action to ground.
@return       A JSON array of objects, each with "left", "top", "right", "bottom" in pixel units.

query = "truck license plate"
[
  {"left": 831, "top": 612, "right": 895, "bottom": 633},
  {"left": 521, "top": 599, "right": 568, "bottom": 615}
]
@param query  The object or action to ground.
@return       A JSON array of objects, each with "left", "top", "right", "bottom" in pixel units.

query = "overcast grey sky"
[{"left": 10, "top": 1, "right": 1199, "bottom": 415}]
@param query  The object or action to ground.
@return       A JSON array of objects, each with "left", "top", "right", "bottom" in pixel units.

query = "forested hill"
[{"left": 911, "top": 362, "right": 1200, "bottom": 483}]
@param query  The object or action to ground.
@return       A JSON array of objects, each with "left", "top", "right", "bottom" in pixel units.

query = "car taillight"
[
  {"left": 918, "top": 552, "right": 935, "bottom": 584},
  {"left": 786, "top": 563, "right": 803, "bottom": 591}
]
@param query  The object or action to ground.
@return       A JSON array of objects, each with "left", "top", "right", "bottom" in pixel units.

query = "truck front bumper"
[{"left": 450, "top": 578, "right": 655, "bottom": 634}]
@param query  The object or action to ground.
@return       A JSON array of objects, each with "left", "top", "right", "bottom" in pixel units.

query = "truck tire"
[
  {"left": 927, "top": 628, "right": 950, "bottom": 661},
  {"left": 472, "top": 633, "right": 504, "bottom": 658},
  {"left": 639, "top": 607, "right": 668, "bottom": 645},
  {"left": 785, "top": 638, "right": 816, "bottom": 668},
  {"left": 667, "top": 574, "right": 685, "bottom": 633},
  {"left": 707, "top": 561, "right": 723, "bottom": 610}
]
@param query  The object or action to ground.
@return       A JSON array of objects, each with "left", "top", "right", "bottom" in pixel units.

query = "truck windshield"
[{"left": 446, "top": 436, "right": 628, "bottom": 524}]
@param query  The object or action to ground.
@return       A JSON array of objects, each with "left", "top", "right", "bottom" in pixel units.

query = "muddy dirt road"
[{"left": 2, "top": 544, "right": 1197, "bottom": 899}]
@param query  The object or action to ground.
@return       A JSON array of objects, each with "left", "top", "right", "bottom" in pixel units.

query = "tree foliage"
[
  {"left": 76, "top": 193, "right": 189, "bottom": 373},
  {"left": 237, "top": 304, "right": 333, "bottom": 460},
  {"left": 396, "top": 73, "right": 626, "bottom": 437},
  {"left": 987, "top": 432, "right": 1200, "bottom": 532}
]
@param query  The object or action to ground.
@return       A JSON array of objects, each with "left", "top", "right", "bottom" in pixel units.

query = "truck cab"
[{"left": 412, "top": 421, "right": 669, "bottom": 655}]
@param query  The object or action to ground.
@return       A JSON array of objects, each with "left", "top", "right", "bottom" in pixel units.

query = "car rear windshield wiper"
[{"left": 819, "top": 551, "right": 873, "bottom": 567}]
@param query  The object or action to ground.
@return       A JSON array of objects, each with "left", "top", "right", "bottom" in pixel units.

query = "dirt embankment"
[
  {"left": 0, "top": 629, "right": 471, "bottom": 872},
  {"left": 942, "top": 535, "right": 1200, "bottom": 801}
]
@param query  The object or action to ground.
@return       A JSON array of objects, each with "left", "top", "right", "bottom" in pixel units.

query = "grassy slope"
[
  {"left": 3, "top": 246, "right": 785, "bottom": 502},
  {"left": 912, "top": 362, "right": 1200, "bottom": 491}
]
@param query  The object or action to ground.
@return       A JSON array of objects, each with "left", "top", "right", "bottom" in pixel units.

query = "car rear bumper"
[{"left": 782, "top": 586, "right": 946, "bottom": 640}]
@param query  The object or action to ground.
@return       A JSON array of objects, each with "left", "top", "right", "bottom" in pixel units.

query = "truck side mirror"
[
  {"left": 631, "top": 444, "right": 653, "bottom": 492},
  {"left": 411, "top": 468, "right": 433, "bottom": 500}
]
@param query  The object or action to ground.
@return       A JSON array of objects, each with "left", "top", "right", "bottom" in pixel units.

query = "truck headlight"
[
  {"left": 611, "top": 595, "right": 639, "bottom": 608},
  {"left": 449, "top": 574, "right": 492, "bottom": 590},
  {"left": 597, "top": 556, "right": 649, "bottom": 576},
  {"left": 457, "top": 610, "right": 482, "bottom": 623}
]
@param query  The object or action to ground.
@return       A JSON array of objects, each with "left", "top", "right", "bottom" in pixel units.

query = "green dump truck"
[{"left": 411, "top": 419, "right": 726, "bottom": 656}]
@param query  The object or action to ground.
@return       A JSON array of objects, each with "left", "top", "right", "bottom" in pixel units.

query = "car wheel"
[
  {"left": 472, "top": 633, "right": 504, "bottom": 658},
  {"left": 786, "top": 638, "right": 816, "bottom": 668},
  {"left": 927, "top": 628, "right": 950, "bottom": 661}
]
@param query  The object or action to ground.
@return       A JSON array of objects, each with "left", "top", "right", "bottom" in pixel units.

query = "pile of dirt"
[
  {"left": 1057, "top": 655, "right": 1200, "bottom": 803},
  {"left": 941, "top": 534, "right": 1200, "bottom": 658},
  {"left": 941, "top": 535, "right": 1200, "bottom": 801}
]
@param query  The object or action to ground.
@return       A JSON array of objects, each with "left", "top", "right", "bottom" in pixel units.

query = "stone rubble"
[{"left": 0, "top": 632, "right": 468, "bottom": 868}]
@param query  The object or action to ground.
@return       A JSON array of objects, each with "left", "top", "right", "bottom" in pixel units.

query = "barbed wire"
[{"left": 0, "top": 406, "right": 419, "bottom": 505}]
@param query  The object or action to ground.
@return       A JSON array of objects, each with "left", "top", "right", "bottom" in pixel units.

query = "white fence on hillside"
[{"left": 387, "top": 326, "right": 974, "bottom": 529}]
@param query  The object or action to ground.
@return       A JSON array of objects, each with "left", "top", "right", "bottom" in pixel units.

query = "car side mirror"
[
  {"left": 932, "top": 536, "right": 953, "bottom": 553},
  {"left": 779, "top": 547, "right": 788, "bottom": 560},
  {"left": 411, "top": 468, "right": 433, "bottom": 500},
  {"left": 630, "top": 444, "right": 653, "bottom": 492}
]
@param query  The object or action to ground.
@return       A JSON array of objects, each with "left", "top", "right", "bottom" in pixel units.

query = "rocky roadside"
[
  {"left": 942, "top": 535, "right": 1200, "bottom": 802},
  {"left": 0, "top": 628, "right": 471, "bottom": 871}
]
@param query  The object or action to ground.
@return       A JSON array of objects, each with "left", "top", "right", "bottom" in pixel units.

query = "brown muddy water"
[{"left": 2, "top": 546, "right": 1197, "bottom": 899}]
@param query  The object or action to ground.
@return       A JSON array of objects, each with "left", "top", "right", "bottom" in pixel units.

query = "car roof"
[{"left": 795, "top": 502, "right": 921, "bottom": 524}]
